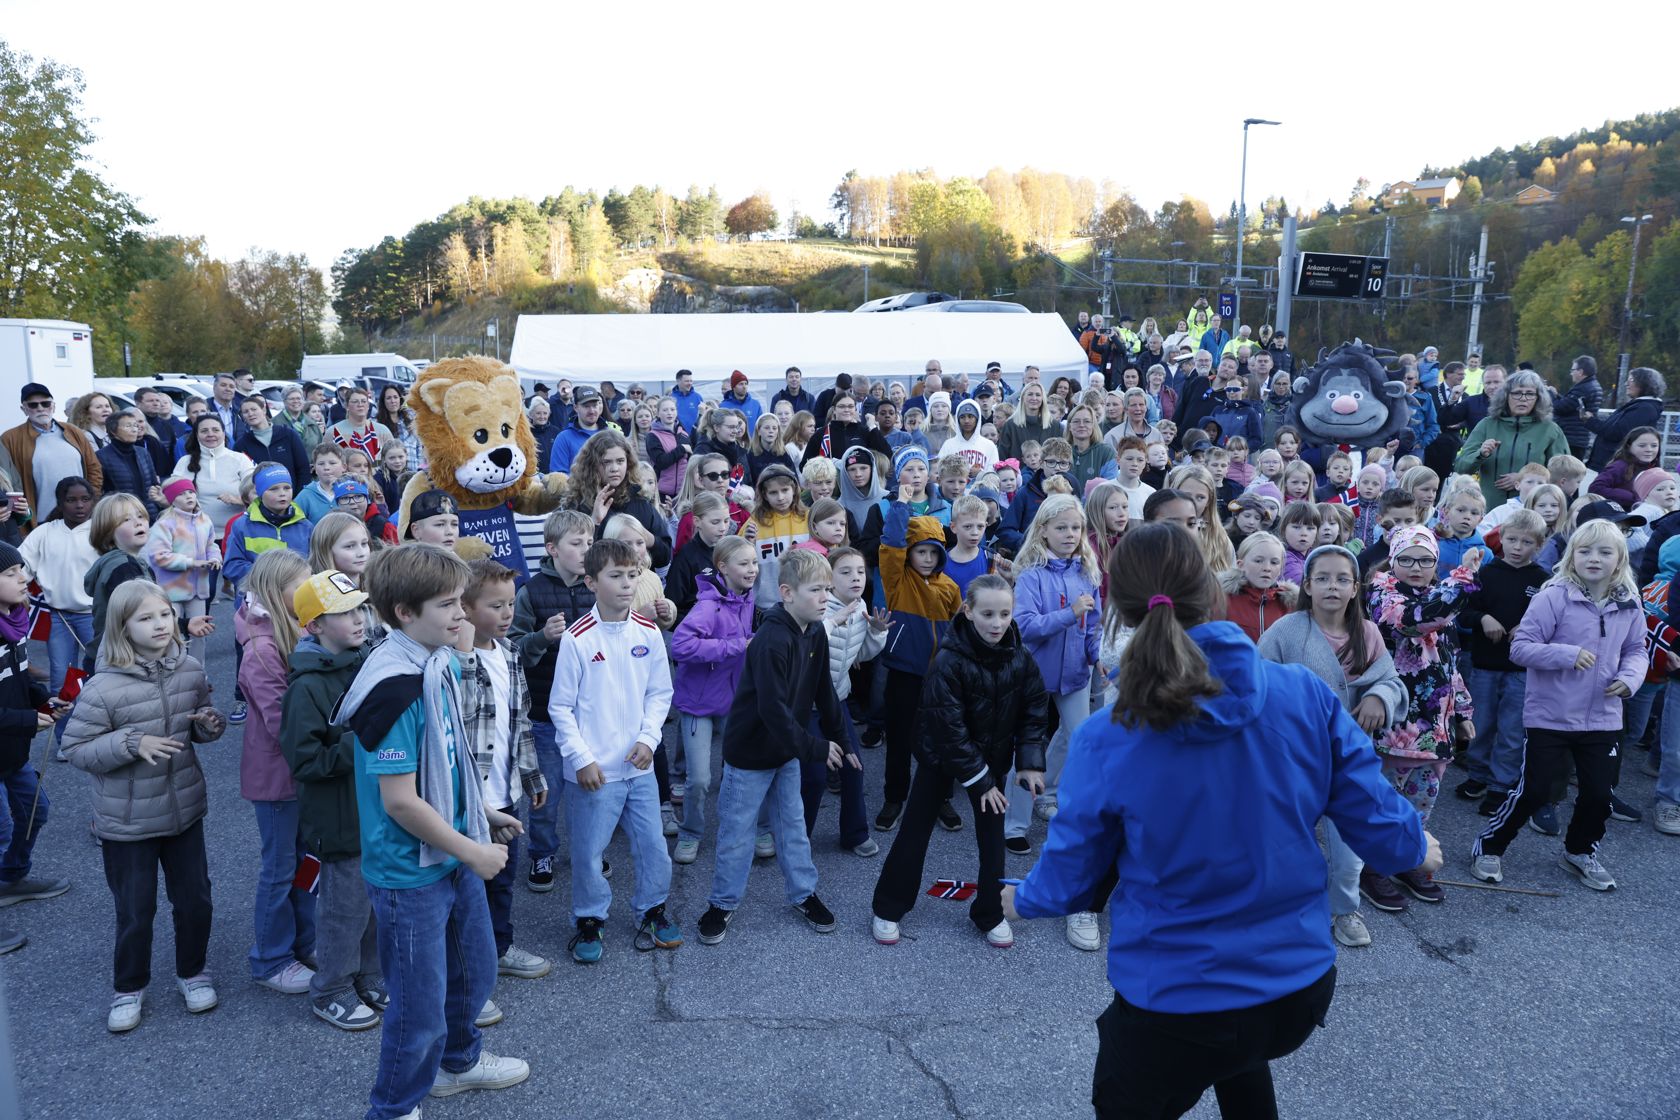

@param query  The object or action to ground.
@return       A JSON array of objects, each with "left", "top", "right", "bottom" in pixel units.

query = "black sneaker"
[
  {"left": 826, "top": 769, "right": 842, "bottom": 795},
  {"left": 1477, "top": 791, "right": 1507, "bottom": 817},
  {"left": 601, "top": 858, "right": 613, "bottom": 880},
  {"left": 1005, "top": 836, "right": 1032, "bottom": 856},
  {"left": 526, "top": 856, "right": 555, "bottom": 893},
  {"left": 1358, "top": 868, "right": 1408, "bottom": 913},
  {"left": 1609, "top": 794, "right": 1643, "bottom": 823},
  {"left": 697, "top": 905, "right": 732, "bottom": 945},
  {"left": 875, "top": 801, "right": 904, "bottom": 831},
  {"left": 1528, "top": 802, "right": 1561, "bottom": 836},
  {"left": 794, "top": 894, "right": 836, "bottom": 933},
  {"left": 860, "top": 727, "right": 883, "bottom": 749},
  {"left": 0, "top": 929, "right": 23, "bottom": 954},
  {"left": 936, "top": 801, "right": 963, "bottom": 831},
  {"left": 1455, "top": 778, "right": 1487, "bottom": 801}
]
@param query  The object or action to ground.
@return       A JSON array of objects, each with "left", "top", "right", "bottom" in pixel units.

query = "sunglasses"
[
  {"left": 23, "top": 401, "right": 53, "bottom": 410},
  {"left": 702, "top": 471, "right": 730, "bottom": 481}
]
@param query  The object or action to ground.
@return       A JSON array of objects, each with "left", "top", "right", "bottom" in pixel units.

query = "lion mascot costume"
[{"left": 398, "top": 355, "right": 568, "bottom": 578}]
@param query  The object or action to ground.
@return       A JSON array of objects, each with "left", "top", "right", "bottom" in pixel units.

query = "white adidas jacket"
[{"left": 549, "top": 607, "right": 673, "bottom": 784}]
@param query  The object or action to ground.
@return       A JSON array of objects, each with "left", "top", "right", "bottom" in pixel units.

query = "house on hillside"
[
  {"left": 1380, "top": 177, "right": 1463, "bottom": 209},
  {"left": 1515, "top": 184, "right": 1558, "bottom": 206}
]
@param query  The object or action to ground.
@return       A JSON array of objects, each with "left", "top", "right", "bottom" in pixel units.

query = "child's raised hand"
[
  {"left": 867, "top": 607, "right": 891, "bottom": 632},
  {"left": 1606, "top": 680, "right": 1632, "bottom": 698},
  {"left": 135, "top": 736, "right": 184, "bottom": 763},
  {"left": 625, "top": 742, "right": 654, "bottom": 770},
  {"left": 465, "top": 841, "right": 508, "bottom": 881},
  {"left": 591, "top": 484, "right": 616, "bottom": 524},
  {"left": 1574, "top": 648, "right": 1597, "bottom": 671},
  {"left": 1480, "top": 616, "right": 1507, "bottom": 642},
  {"left": 542, "top": 612, "right": 568, "bottom": 641},
  {"left": 575, "top": 762, "right": 605, "bottom": 791},
  {"left": 1461, "top": 548, "right": 1484, "bottom": 575},
  {"left": 979, "top": 786, "right": 1008, "bottom": 815}
]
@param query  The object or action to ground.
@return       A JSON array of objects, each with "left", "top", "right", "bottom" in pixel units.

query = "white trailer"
[{"left": 0, "top": 319, "right": 96, "bottom": 419}]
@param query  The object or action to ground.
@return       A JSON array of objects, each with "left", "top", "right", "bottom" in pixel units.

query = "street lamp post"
[
  {"left": 1617, "top": 213, "right": 1654, "bottom": 404},
  {"left": 1235, "top": 118, "right": 1281, "bottom": 329}
]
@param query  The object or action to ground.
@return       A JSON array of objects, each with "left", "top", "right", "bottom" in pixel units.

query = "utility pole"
[
  {"left": 1617, "top": 213, "right": 1654, "bottom": 404},
  {"left": 863, "top": 265, "right": 870, "bottom": 303},
  {"left": 1100, "top": 254, "right": 1114, "bottom": 321},
  {"left": 1234, "top": 118, "right": 1281, "bottom": 328},
  {"left": 1466, "top": 223, "right": 1490, "bottom": 362}
]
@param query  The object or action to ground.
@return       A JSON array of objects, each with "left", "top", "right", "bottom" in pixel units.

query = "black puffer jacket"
[
  {"left": 1585, "top": 396, "right": 1664, "bottom": 470},
  {"left": 915, "top": 612, "right": 1050, "bottom": 784},
  {"left": 1550, "top": 377, "right": 1604, "bottom": 457}
]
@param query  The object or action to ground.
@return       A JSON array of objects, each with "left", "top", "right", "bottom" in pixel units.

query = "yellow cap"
[{"left": 294, "top": 570, "right": 368, "bottom": 627}]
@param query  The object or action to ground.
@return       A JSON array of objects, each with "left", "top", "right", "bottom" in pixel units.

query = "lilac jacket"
[
  {"left": 671, "top": 572, "right": 755, "bottom": 717},
  {"left": 1510, "top": 582, "right": 1648, "bottom": 732},
  {"left": 1014, "top": 556, "right": 1102, "bottom": 695}
]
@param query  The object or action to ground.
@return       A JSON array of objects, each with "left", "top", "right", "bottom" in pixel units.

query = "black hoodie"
[{"left": 722, "top": 604, "right": 844, "bottom": 770}]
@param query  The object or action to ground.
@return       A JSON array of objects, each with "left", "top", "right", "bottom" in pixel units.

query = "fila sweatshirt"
[{"left": 549, "top": 607, "right": 673, "bottom": 784}]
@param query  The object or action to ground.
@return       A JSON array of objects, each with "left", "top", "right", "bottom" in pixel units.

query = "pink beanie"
[
  {"left": 162, "top": 477, "right": 196, "bottom": 505},
  {"left": 1634, "top": 467, "right": 1673, "bottom": 502}
]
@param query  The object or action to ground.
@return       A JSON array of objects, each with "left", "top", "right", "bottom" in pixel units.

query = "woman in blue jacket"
[{"left": 1005, "top": 523, "right": 1439, "bottom": 1119}]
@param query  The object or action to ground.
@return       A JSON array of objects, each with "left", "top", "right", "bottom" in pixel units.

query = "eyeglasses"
[
  {"left": 336, "top": 496, "right": 367, "bottom": 507},
  {"left": 629, "top": 389, "right": 645, "bottom": 397},
  {"left": 23, "top": 401, "right": 52, "bottom": 410},
  {"left": 1040, "top": 459, "right": 1072, "bottom": 471},
  {"left": 1392, "top": 555, "right": 1435, "bottom": 570},
  {"left": 701, "top": 471, "right": 730, "bottom": 481},
  {"left": 1309, "top": 575, "right": 1356, "bottom": 588},
  {"left": 1506, "top": 389, "right": 1539, "bottom": 399}
]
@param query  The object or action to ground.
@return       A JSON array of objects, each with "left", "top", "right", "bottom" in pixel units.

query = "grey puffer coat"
[{"left": 60, "top": 649, "right": 225, "bottom": 841}]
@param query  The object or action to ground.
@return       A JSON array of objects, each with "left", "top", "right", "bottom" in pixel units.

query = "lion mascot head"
[{"left": 398, "top": 355, "right": 567, "bottom": 571}]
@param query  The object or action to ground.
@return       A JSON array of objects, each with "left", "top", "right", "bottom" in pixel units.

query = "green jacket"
[
  {"left": 1453, "top": 412, "right": 1570, "bottom": 510},
  {"left": 279, "top": 635, "right": 369, "bottom": 861}
]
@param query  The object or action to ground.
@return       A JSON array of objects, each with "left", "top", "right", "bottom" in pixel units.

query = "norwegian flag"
[
  {"left": 926, "top": 879, "right": 979, "bottom": 901},
  {"left": 820, "top": 430, "right": 832, "bottom": 458},
  {"left": 26, "top": 590, "right": 51, "bottom": 642}
]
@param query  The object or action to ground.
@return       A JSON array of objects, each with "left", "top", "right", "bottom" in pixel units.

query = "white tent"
[{"left": 508, "top": 312, "right": 1088, "bottom": 393}]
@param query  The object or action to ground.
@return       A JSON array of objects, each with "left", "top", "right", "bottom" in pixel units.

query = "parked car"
[
  {"left": 904, "top": 299, "right": 1031, "bottom": 313},
  {"left": 852, "top": 291, "right": 957, "bottom": 313}
]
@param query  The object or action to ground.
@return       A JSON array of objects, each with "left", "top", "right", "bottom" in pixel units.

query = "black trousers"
[
  {"left": 101, "top": 819, "right": 214, "bottom": 993},
  {"left": 1476, "top": 728, "right": 1617, "bottom": 858},
  {"left": 882, "top": 669, "right": 923, "bottom": 804},
  {"left": 1093, "top": 967, "right": 1336, "bottom": 1120},
  {"left": 872, "top": 760, "right": 1007, "bottom": 931}
]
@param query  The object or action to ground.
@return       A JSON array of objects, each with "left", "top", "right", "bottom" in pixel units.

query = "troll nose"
[
  {"left": 488, "top": 447, "right": 514, "bottom": 469},
  {"left": 1332, "top": 395, "right": 1359, "bottom": 415}
]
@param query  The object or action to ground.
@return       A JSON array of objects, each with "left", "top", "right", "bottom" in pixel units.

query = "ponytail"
[{"left": 1108, "top": 523, "right": 1223, "bottom": 731}]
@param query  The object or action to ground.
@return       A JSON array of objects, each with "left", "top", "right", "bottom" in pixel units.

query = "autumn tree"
[{"left": 725, "top": 193, "right": 779, "bottom": 238}]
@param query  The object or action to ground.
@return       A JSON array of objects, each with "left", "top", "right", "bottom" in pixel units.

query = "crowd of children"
[{"left": 7, "top": 363, "right": 1680, "bottom": 1119}]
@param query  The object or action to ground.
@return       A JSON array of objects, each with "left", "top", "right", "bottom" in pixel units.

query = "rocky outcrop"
[{"left": 604, "top": 268, "right": 795, "bottom": 314}]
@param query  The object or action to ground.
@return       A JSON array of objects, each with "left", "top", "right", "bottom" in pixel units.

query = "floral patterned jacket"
[{"left": 1367, "top": 563, "right": 1479, "bottom": 760}]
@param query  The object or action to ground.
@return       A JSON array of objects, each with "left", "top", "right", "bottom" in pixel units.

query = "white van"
[
  {"left": 299, "top": 353, "right": 422, "bottom": 387},
  {"left": 0, "top": 319, "right": 96, "bottom": 419}
]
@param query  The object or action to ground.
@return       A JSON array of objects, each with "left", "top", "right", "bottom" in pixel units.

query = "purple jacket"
[
  {"left": 235, "top": 605, "right": 296, "bottom": 802},
  {"left": 1510, "top": 582, "right": 1648, "bottom": 732},
  {"left": 1013, "top": 556, "right": 1102, "bottom": 695},
  {"left": 671, "top": 572, "right": 755, "bottom": 717}
]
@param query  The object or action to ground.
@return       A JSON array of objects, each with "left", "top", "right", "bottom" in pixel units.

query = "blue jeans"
[
  {"left": 1466, "top": 668, "right": 1527, "bottom": 793},
  {"left": 1005, "top": 689, "right": 1087, "bottom": 839},
  {"left": 248, "top": 799, "right": 317, "bottom": 980},
  {"left": 0, "top": 764, "right": 48, "bottom": 884},
  {"left": 47, "top": 610, "right": 92, "bottom": 743},
  {"left": 1619, "top": 682, "right": 1664, "bottom": 788},
  {"left": 1320, "top": 819, "right": 1361, "bottom": 917},
  {"left": 1659, "top": 684, "right": 1680, "bottom": 806},
  {"left": 526, "top": 721, "right": 562, "bottom": 861},
  {"left": 365, "top": 866, "right": 498, "bottom": 1120},
  {"left": 563, "top": 776, "right": 671, "bottom": 923},
  {"left": 802, "top": 712, "right": 868, "bottom": 848},
  {"left": 485, "top": 805, "right": 521, "bottom": 958},
  {"left": 677, "top": 713, "right": 722, "bottom": 844},
  {"left": 708, "top": 760, "right": 818, "bottom": 911}
]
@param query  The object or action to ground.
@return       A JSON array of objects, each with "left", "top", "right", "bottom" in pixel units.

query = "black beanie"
[{"left": 0, "top": 542, "right": 21, "bottom": 575}]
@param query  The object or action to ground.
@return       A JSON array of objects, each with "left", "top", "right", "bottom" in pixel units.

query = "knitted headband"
[{"left": 253, "top": 464, "right": 293, "bottom": 495}]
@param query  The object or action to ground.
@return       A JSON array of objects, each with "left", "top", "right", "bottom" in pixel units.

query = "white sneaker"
[
  {"left": 107, "top": 991, "right": 144, "bottom": 1032},
  {"left": 670, "top": 781, "right": 687, "bottom": 803},
  {"left": 754, "top": 833, "right": 777, "bottom": 860},
  {"left": 1654, "top": 803, "right": 1680, "bottom": 836},
  {"left": 672, "top": 839, "right": 700, "bottom": 864},
  {"left": 475, "top": 999, "right": 504, "bottom": 1028},
  {"left": 1331, "top": 912, "right": 1372, "bottom": 948},
  {"left": 1559, "top": 850, "right": 1616, "bottom": 891},
  {"left": 497, "top": 945, "right": 551, "bottom": 979},
  {"left": 871, "top": 915, "right": 900, "bottom": 945},
  {"left": 1034, "top": 799, "right": 1059, "bottom": 822},
  {"left": 661, "top": 804, "right": 679, "bottom": 838},
  {"left": 1471, "top": 854, "right": 1503, "bottom": 883},
  {"left": 176, "top": 974, "right": 218, "bottom": 1013},
  {"left": 849, "top": 838, "right": 880, "bottom": 858},
  {"left": 985, "top": 920, "right": 1015, "bottom": 948},
  {"left": 256, "top": 959, "right": 314, "bottom": 994},
  {"left": 430, "top": 1051, "right": 531, "bottom": 1097},
  {"left": 1065, "top": 911, "right": 1101, "bottom": 951}
]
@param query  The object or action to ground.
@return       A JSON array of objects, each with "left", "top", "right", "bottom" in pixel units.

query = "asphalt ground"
[{"left": 4, "top": 594, "right": 1677, "bottom": 1120}]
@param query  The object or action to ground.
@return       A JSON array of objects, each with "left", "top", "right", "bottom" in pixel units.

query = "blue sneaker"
[
  {"left": 1528, "top": 802, "right": 1561, "bottom": 836},
  {"left": 228, "top": 701, "right": 248, "bottom": 724},
  {"left": 568, "top": 917, "right": 604, "bottom": 964},
  {"left": 635, "top": 905, "right": 682, "bottom": 951}
]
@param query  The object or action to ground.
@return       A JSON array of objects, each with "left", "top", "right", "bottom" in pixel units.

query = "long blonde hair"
[
  {"left": 308, "top": 511, "right": 373, "bottom": 577},
  {"left": 1166, "top": 463, "right": 1235, "bottom": 573},
  {"left": 1015, "top": 493, "right": 1101, "bottom": 583},
  {"left": 1549, "top": 519, "right": 1637, "bottom": 601},
  {"left": 99, "top": 582, "right": 181, "bottom": 668},
  {"left": 245, "top": 549, "right": 310, "bottom": 658}
]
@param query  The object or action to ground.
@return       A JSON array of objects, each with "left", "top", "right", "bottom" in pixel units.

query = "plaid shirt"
[{"left": 458, "top": 637, "right": 546, "bottom": 807}]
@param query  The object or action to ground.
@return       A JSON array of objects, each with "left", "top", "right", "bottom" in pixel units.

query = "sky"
[{"left": 7, "top": 0, "right": 1679, "bottom": 278}]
